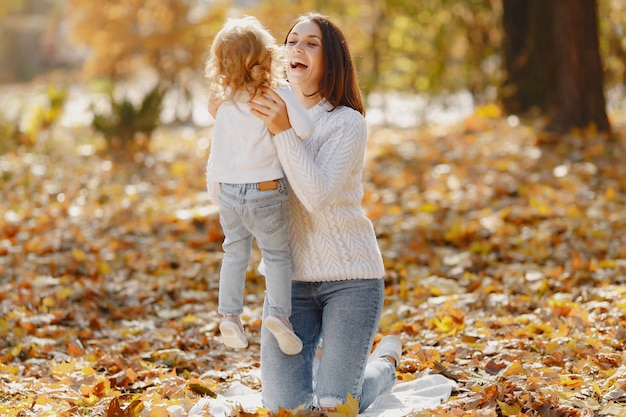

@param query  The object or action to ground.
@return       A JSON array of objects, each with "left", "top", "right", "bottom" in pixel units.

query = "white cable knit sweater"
[{"left": 273, "top": 100, "right": 385, "bottom": 282}]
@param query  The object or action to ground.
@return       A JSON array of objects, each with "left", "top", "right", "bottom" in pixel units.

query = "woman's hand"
[
  {"left": 249, "top": 87, "right": 292, "bottom": 135},
  {"left": 208, "top": 93, "right": 222, "bottom": 118}
]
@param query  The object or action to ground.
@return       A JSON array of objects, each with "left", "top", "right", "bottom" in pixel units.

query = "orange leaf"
[
  {"left": 481, "top": 384, "right": 499, "bottom": 401},
  {"left": 80, "top": 385, "right": 93, "bottom": 397},
  {"left": 484, "top": 359, "right": 507, "bottom": 375},
  {"left": 67, "top": 341, "right": 84, "bottom": 357},
  {"left": 105, "top": 397, "right": 124, "bottom": 417},
  {"left": 125, "top": 368, "right": 138, "bottom": 384}
]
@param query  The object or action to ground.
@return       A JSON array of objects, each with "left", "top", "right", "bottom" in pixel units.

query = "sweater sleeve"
[
  {"left": 275, "top": 84, "right": 314, "bottom": 140},
  {"left": 273, "top": 107, "right": 367, "bottom": 212}
]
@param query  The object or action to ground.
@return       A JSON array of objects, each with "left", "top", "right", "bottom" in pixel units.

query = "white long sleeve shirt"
[
  {"left": 273, "top": 100, "right": 385, "bottom": 282},
  {"left": 206, "top": 81, "right": 313, "bottom": 199}
]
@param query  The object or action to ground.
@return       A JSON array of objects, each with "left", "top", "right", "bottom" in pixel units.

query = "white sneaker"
[
  {"left": 368, "top": 335, "right": 402, "bottom": 366},
  {"left": 220, "top": 315, "right": 248, "bottom": 348},
  {"left": 264, "top": 316, "right": 303, "bottom": 355}
]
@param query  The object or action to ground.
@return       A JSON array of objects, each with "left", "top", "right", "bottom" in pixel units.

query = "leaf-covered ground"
[{"left": 1, "top": 107, "right": 626, "bottom": 417}]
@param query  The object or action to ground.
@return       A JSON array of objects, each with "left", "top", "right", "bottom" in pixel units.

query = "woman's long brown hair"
[{"left": 285, "top": 13, "right": 365, "bottom": 115}]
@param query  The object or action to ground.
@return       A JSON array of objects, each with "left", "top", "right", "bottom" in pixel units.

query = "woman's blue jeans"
[
  {"left": 261, "top": 278, "right": 396, "bottom": 412},
  {"left": 217, "top": 179, "right": 292, "bottom": 318}
]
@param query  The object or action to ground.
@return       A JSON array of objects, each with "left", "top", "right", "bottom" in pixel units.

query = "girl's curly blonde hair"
[{"left": 205, "top": 16, "right": 284, "bottom": 101}]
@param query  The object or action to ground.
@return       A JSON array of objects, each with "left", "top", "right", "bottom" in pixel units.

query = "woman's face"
[{"left": 285, "top": 19, "right": 324, "bottom": 95}]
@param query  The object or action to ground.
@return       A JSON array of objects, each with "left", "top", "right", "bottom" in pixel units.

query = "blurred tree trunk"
[
  {"left": 501, "top": 0, "right": 610, "bottom": 134},
  {"left": 546, "top": 0, "right": 610, "bottom": 133},
  {"left": 501, "top": 0, "right": 557, "bottom": 114}
]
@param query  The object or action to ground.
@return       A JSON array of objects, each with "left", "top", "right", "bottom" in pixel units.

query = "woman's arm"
[
  {"left": 250, "top": 87, "right": 367, "bottom": 212},
  {"left": 274, "top": 111, "right": 367, "bottom": 212}
]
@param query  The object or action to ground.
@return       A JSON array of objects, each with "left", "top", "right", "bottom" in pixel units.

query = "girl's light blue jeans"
[
  {"left": 261, "top": 278, "right": 396, "bottom": 412},
  {"left": 217, "top": 179, "right": 292, "bottom": 318}
]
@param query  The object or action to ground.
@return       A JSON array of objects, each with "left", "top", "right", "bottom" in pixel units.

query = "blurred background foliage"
[
  {"left": 0, "top": 0, "right": 624, "bottom": 150},
  {"left": 2, "top": 0, "right": 624, "bottom": 96}
]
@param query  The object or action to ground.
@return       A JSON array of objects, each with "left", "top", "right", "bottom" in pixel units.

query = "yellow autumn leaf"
[
  {"left": 0, "top": 363, "right": 19, "bottom": 375},
  {"left": 430, "top": 315, "right": 465, "bottom": 336},
  {"left": 503, "top": 360, "right": 525, "bottom": 377},
  {"left": 530, "top": 197, "right": 552, "bottom": 216},
  {"left": 559, "top": 374, "right": 584, "bottom": 389},
  {"left": 98, "top": 259, "right": 112, "bottom": 275},
  {"left": 525, "top": 323, "right": 553, "bottom": 337},
  {"left": 399, "top": 372, "right": 416, "bottom": 382},
  {"left": 50, "top": 359, "right": 77, "bottom": 376},
  {"left": 545, "top": 340, "right": 560, "bottom": 355},
  {"left": 11, "top": 344, "right": 22, "bottom": 358},
  {"left": 565, "top": 204, "right": 582, "bottom": 219},
  {"left": 605, "top": 186, "right": 616, "bottom": 201},
  {"left": 327, "top": 394, "right": 359, "bottom": 417},
  {"left": 475, "top": 103, "right": 502, "bottom": 119},
  {"left": 123, "top": 398, "right": 144, "bottom": 417},
  {"left": 149, "top": 407, "right": 170, "bottom": 417},
  {"left": 387, "top": 204, "right": 403, "bottom": 216},
  {"left": 556, "top": 390, "right": 577, "bottom": 399},
  {"left": 255, "top": 407, "right": 271, "bottom": 416},
  {"left": 399, "top": 279, "right": 408, "bottom": 299},
  {"left": 599, "top": 259, "right": 617, "bottom": 269},
  {"left": 82, "top": 393, "right": 100, "bottom": 406},
  {"left": 56, "top": 287, "right": 74, "bottom": 301},
  {"left": 187, "top": 378, "right": 217, "bottom": 398},
  {"left": 182, "top": 314, "right": 198, "bottom": 324},
  {"left": 419, "top": 202, "right": 438, "bottom": 213},
  {"left": 0, "top": 319, "right": 8, "bottom": 337},
  {"left": 35, "top": 393, "right": 54, "bottom": 406},
  {"left": 170, "top": 161, "right": 187, "bottom": 176},
  {"left": 72, "top": 247, "right": 86, "bottom": 261},
  {"left": 592, "top": 381, "right": 603, "bottom": 397},
  {"left": 42, "top": 296, "right": 55, "bottom": 307},
  {"left": 497, "top": 400, "right": 521, "bottom": 416}
]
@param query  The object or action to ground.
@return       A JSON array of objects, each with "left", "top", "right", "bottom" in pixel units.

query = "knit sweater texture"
[{"left": 273, "top": 100, "right": 385, "bottom": 282}]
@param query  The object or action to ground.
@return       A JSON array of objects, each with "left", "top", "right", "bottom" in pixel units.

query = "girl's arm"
[
  {"left": 274, "top": 84, "right": 314, "bottom": 140},
  {"left": 249, "top": 87, "right": 293, "bottom": 135}
]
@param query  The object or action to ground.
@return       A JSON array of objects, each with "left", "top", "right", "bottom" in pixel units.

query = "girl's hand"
[
  {"left": 249, "top": 87, "right": 292, "bottom": 135},
  {"left": 209, "top": 94, "right": 222, "bottom": 118}
]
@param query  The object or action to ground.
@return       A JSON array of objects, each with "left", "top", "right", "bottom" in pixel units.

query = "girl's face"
[{"left": 285, "top": 20, "right": 324, "bottom": 96}]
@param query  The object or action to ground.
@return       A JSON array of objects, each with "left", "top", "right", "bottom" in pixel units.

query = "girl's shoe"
[
  {"left": 265, "top": 315, "right": 303, "bottom": 355},
  {"left": 368, "top": 335, "right": 402, "bottom": 367},
  {"left": 220, "top": 315, "right": 248, "bottom": 348}
]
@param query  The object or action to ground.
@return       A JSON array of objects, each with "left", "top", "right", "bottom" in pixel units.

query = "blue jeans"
[
  {"left": 261, "top": 279, "right": 395, "bottom": 412},
  {"left": 218, "top": 179, "right": 292, "bottom": 318}
]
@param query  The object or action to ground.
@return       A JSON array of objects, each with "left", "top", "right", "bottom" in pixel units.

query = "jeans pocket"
[
  {"left": 253, "top": 200, "right": 288, "bottom": 235},
  {"left": 219, "top": 203, "right": 241, "bottom": 230}
]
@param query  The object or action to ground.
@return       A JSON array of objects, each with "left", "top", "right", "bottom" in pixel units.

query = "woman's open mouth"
[{"left": 290, "top": 59, "right": 308, "bottom": 69}]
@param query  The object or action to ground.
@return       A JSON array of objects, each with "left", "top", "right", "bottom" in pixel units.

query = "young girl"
[{"left": 205, "top": 16, "right": 313, "bottom": 355}]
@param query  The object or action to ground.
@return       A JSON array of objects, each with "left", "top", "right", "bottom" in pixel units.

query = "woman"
[{"left": 248, "top": 13, "right": 402, "bottom": 413}]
